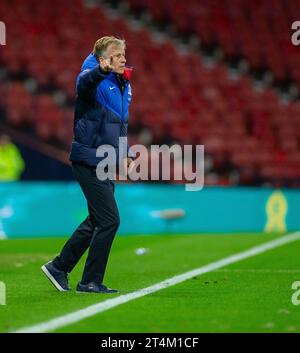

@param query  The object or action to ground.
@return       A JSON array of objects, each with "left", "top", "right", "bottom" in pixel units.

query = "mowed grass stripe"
[
  {"left": 12, "top": 231, "right": 300, "bottom": 333},
  {"left": 56, "top": 241, "right": 300, "bottom": 333},
  {"left": 0, "top": 233, "right": 277, "bottom": 332}
]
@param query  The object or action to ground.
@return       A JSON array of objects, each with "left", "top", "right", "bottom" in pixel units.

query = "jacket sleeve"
[{"left": 77, "top": 65, "right": 107, "bottom": 99}]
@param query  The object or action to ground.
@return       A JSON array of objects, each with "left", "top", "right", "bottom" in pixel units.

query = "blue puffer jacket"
[{"left": 69, "top": 53, "right": 132, "bottom": 167}]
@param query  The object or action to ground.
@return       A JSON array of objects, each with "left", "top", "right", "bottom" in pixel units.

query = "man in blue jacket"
[{"left": 42, "top": 36, "right": 134, "bottom": 293}]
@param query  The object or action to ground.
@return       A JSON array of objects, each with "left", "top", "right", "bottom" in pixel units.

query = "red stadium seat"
[{"left": 1, "top": 0, "right": 300, "bottom": 186}]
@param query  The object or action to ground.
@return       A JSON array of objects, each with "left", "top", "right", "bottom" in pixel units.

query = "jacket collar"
[{"left": 106, "top": 73, "right": 127, "bottom": 95}]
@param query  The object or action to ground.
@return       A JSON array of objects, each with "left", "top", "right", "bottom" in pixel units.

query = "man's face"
[{"left": 105, "top": 44, "right": 126, "bottom": 74}]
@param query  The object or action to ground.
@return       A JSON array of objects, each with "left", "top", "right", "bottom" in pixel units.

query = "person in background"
[{"left": 0, "top": 133, "right": 25, "bottom": 181}]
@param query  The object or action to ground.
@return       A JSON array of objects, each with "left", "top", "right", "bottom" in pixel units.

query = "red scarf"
[{"left": 123, "top": 66, "right": 133, "bottom": 81}]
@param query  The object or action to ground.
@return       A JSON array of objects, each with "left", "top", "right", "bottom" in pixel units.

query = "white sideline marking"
[{"left": 12, "top": 231, "right": 300, "bottom": 333}]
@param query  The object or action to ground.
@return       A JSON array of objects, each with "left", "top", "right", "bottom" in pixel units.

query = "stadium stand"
[
  {"left": 0, "top": 0, "right": 299, "bottom": 186},
  {"left": 125, "top": 0, "right": 300, "bottom": 86}
]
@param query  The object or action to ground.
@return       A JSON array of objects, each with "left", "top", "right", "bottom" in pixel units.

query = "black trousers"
[{"left": 53, "top": 162, "right": 120, "bottom": 284}]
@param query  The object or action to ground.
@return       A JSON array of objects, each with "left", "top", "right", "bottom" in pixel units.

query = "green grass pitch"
[{"left": 0, "top": 232, "right": 300, "bottom": 333}]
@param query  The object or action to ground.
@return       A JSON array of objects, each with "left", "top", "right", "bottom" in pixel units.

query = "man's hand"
[{"left": 99, "top": 56, "right": 113, "bottom": 72}]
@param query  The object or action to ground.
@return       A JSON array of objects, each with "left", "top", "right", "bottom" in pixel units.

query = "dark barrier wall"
[{"left": 16, "top": 142, "right": 74, "bottom": 181}]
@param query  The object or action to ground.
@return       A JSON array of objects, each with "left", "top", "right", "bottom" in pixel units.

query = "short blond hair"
[{"left": 93, "top": 36, "right": 126, "bottom": 59}]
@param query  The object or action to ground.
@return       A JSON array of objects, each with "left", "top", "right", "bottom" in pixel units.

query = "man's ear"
[{"left": 93, "top": 53, "right": 100, "bottom": 63}]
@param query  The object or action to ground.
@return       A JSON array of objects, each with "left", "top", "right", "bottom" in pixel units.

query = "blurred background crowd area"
[{"left": 0, "top": 0, "right": 300, "bottom": 186}]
